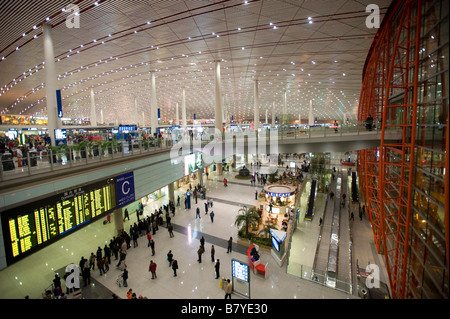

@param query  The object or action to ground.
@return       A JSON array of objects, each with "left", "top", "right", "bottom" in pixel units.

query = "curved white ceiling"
[{"left": 0, "top": 0, "right": 391, "bottom": 124}]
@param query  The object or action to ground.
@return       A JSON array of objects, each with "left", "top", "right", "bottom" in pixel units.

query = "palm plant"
[
  {"left": 234, "top": 206, "right": 260, "bottom": 236},
  {"left": 261, "top": 223, "right": 278, "bottom": 238}
]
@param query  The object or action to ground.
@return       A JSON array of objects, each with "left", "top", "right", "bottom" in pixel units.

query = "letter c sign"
[{"left": 122, "top": 180, "right": 130, "bottom": 195}]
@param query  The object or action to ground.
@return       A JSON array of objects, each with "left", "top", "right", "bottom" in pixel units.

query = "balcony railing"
[{"left": 0, "top": 123, "right": 382, "bottom": 184}]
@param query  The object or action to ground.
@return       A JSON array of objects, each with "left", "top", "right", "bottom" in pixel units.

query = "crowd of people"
[{"left": 45, "top": 179, "right": 235, "bottom": 300}]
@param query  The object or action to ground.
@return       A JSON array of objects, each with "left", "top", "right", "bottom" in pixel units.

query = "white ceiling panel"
[{"left": 0, "top": 0, "right": 392, "bottom": 123}]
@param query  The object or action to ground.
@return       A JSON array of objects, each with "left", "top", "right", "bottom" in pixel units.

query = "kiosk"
[{"left": 258, "top": 183, "right": 297, "bottom": 266}]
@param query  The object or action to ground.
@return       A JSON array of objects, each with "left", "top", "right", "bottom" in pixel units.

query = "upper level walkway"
[{"left": 0, "top": 124, "right": 395, "bottom": 192}]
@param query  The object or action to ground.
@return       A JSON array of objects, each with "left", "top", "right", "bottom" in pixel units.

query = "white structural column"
[
  {"left": 150, "top": 72, "right": 158, "bottom": 135},
  {"left": 214, "top": 61, "right": 223, "bottom": 133},
  {"left": 176, "top": 102, "right": 179, "bottom": 126},
  {"left": 142, "top": 111, "right": 145, "bottom": 127},
  {"left": 254, "top": 79, "right": 259, "bottom": 130},
  {"left": 101, "top": 109, "right": 104, "bottom": 124},
  {"left": 299, "top": 113, "right": 301, "bottom": 126},
  {"left": 90, "top": 88, "right": 97, "bottom": 126},
  {"left": 283, "top": 90, "right": 287, "bottom": 114},
  {"left": 134, "top": 98, "right": 139, "bottom": 126},
  {"left": 43, "top": 23, "right": 60, "bottom": 145},
  {"left": 272, "top": 101, "right": 276, "bottom": 126},
  {"left": 265, "top": 109, "right": 268, "bottom": 124},
  {"left": 182, "top": 89, "right": 187, "bottom": 129},
  {"left": 308, "top": 99, "right": 314, "bottom": 126},
  {"left": 214, "top": 61, "right": 223, "bottom": 175}
]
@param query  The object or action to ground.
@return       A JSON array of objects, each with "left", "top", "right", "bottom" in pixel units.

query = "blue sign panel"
[
  {"left": 118, "top": 125, "right": 136, "bottom": 132},
  {"left": 56, "top": 90, "right": 63, "bottom": 118},
  {"left": 116, "top": 172, "right": 135, "bottom": 208}
]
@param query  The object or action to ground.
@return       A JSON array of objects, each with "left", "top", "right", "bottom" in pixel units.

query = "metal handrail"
[{"left": 0, "top": 128, "right": 380, "bottom": 183}]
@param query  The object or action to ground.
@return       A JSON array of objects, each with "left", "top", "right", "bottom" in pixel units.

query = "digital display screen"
[
  {"left": 272, "top": 237, "right": 280, "bottom": 251},
  {"left": 231, "top": 259, "right": 249, "bottom": 282},
  {"left": 118, "top": 125, "right": 136, "bottom": 132},
  {"left": 184, "top": 153, "right": 202, "bottom": 175},
  {"left": 2, "top": 179, "right": 116, "bottom": 265}
]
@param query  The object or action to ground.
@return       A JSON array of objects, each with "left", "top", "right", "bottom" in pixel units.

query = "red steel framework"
[{"left": 357, "top": 0, "right": 444, "bottom": 299}]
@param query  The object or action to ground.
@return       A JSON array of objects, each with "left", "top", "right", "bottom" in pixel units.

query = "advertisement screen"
[
  {"left": 272, "top": 237, "right": 280, "bottom": 251},
  {"left": 232, "top": 259, "right": 249, "bottom": 283},
  {"left": 184, "top": 153, "right": 202, "bottom": 175}
]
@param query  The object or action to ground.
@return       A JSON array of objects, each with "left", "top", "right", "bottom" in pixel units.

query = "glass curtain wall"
[{"left": 358, "top": 0, "right": 448, "bottom": 299}]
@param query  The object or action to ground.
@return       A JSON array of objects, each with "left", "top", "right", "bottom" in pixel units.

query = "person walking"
[
  {"left": 82, "top": 265, "right": 90, "bottom": 287},
  {"left": 147, "top": 231, "right": 152, "bottom": 247},
  {"left": 196, "top": 207, "right": 201, "bottom": 219},
  {"left": 210, "top": 211, "right": 214, "bottom": 223},
  {"left": 97, "top": 256, "right": 105, "bottom": 276},
  {"left": 211, "top": 245, "right": 215, "bottom": 262},
  {"left": 227, "top": 237, "right": 232, "bottom": 253},
  {"left": 224, "top": 279, "right": 232, "bottom": 299},
  {"left": 204, "top": 202, "right": 208, "bottom": 214},
  {"left": 197, "top": 245, "right": 205, "bottom": 263},
  {"left": 167, "top": 250, "right": 173, "bottom": 267},
  {"left": 149, "top": 239, "right": 155, "bottom": 256},
  {"left": 168, "top": 223, "right": 174, "bottom": 238},
  {"left": 89, "top": 252, "right": 96, "bottom": 270},
  {"left": 172, "top": 259, "right": 178, "bottom": 277},
  {"left": 350, "top": 211, "right": 354, "bottom": 221},
  {"left": 122, "top": 268, "right": 128, "bottom": 287},
  {"left": 116, "top": 248, "right": 127, "bottom": 268},
  {"left": 200, "top": 236, "right": 205, "bottom": 248},
  {"left": 215, "top": 259, "right": 220, "bottom": 279},
  {"left": 149, "top": 260, "right": 157, "bottom": 279}
]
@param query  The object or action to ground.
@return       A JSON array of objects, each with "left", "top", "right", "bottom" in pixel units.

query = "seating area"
[{"left": 247, "top": 244, "right": 268, "bottom": 278}]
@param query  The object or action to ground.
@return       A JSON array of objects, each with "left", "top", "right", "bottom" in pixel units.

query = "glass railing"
[
  {"left": 0, "top": 124, "right": 382, "bottom": 183},
  {"left": 286, "top": 260, "right": 354, "bottom": 295},
  {"left": 0, "top": 139, "right": 171, "bottom": 182}
]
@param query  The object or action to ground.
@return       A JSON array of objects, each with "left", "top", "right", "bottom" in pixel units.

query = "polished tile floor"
[{"left": 0, "top": 154, "right": 386, "bottom": 299}]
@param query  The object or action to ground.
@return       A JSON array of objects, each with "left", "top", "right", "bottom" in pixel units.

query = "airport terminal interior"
[{"left": 0, "top": 0, "right": 448, "bottom": 301}]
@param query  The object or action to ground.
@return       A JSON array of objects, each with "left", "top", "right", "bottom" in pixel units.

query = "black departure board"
[{"left": 2, "top": 178, "right": 116, "bottom": 265}]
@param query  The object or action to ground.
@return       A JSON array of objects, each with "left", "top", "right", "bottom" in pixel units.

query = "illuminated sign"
[
  {"left": 232, "top": 259, "right": 249, "bottom": 283},
  {"left": 118, "top": 125, "right": 136, "bottom": 132},
  {"left": 265, "top": 192, "right": 292, "bottom": 198},
  {"left": 184, "top": 153, "right": 202, "bottom": 175},
  {"left": 116, "top": 172, "right": 135, "bottom": 208},
  {"left": 1, "top": 179, "right": 116, "bottom": 265}
]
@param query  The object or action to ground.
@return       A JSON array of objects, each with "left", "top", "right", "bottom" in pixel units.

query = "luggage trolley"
[{"left": 116, "top": 274, "right": 123, "bottom": 287}]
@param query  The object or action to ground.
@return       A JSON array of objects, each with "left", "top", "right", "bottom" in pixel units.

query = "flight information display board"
[{"left": 2, "top": 178, "right": 116, "bottom": 265}]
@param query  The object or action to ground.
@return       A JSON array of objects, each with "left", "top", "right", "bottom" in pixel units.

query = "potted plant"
[
  {"left": 92, "top": 141, "right": 101, "bottom": 157},
  {"left": 234, "top": 206, "right": 260, "bottom": 238},
  {"left": 78, "top": 141, "right": 87, "bottom": 159},
  {"left": 71, "top": 143, "right": 82, "bottom": 160},
  {"left": 46, "top": 145, "right": 59, "bottom": 164}
]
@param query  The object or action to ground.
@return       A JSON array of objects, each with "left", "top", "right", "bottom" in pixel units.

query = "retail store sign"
[
  {"left": 266, "top": 192, "right": 291, "bottom": 197},
  {"left": 116, "top": 171, "right": 135, "bottom": 208}
]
